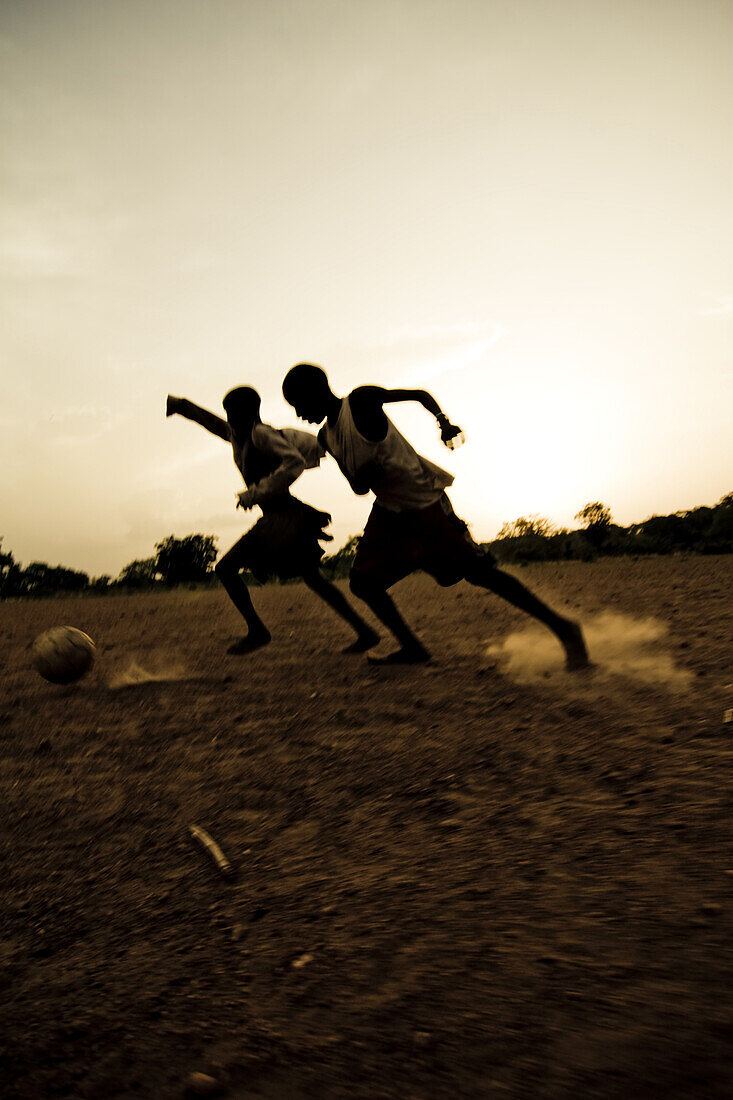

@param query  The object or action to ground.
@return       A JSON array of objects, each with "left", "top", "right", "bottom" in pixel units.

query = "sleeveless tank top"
[{"left": 325, "top": 397, "right": 454, "bottom": 512}]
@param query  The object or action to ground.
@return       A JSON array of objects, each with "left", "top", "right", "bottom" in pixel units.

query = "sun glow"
[{"left": 421, "top": 352, "right": 625, "bottom": 537}]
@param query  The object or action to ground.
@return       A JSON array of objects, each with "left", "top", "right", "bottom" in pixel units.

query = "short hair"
[
  {"left": 222, "top": 386, "right": 261, "bottom": 421},
  {"left": 282, "top": 363, "right": 329, "bottom": 402}
]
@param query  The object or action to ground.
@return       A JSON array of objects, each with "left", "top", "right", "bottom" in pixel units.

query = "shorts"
[
  {"left": 350, "top": 493, "right": 494, "bottom": 589},
  {"left": 224, "top": 495, "right": 333, "bottom": 583}
]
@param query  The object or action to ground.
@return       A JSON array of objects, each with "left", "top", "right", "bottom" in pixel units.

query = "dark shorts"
[
  {"left": 223, "top": 496, "right": 332, "bottom": 583},
  {"left": 350, "top": 493, "right": 494, "bottom": 589}
]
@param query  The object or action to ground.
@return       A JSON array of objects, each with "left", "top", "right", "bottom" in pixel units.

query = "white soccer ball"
[{"left": 32, "top": 626, "right": 96, "bottom": 685}]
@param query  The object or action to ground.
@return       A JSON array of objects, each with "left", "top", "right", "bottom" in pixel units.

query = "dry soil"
[{"left": 1, "top": 556, "right": 732, "bottom": 1099}]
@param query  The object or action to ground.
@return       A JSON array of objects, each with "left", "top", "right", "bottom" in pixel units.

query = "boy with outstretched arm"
[
  {"left": 282, "top": 364, "right": 589, "bottom": 669},
  {"left": 166, "top": 386, "right": 379, "bottom": 655}
]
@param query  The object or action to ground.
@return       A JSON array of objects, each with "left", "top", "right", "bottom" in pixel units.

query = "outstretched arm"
[
  {"left": 382, "top": 387, "right": 445, "bottom": 417},
  {"left": 382, "top": 388, "right": 463, "bottom": 446},
  {"left": 166, "top": 395, "right": 230, "bottom": 442},
  {"left": 349, "top": 386, "right": 463, "bottom": 448}
]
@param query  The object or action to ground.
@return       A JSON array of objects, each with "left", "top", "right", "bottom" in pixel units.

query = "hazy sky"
[{"left": 2, "top": 0, "right": 731, "bottom": 576}]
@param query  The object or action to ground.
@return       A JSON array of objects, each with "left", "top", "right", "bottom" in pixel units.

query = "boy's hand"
[
  {"left": 437, "top": 414, "right": 464, "bottom": 450},
  {"left": 236, "top": 489, "right": 256, "bottom": 510},
  {"left": 166, "top": 395, "right": 182, "bottom": 417}
]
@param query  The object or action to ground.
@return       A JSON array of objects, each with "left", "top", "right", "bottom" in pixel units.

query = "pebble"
[{"left": 185, "top": 1072, "right": 221, "bottom": 1096}]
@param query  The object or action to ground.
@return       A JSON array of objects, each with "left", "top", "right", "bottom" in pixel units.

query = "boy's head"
[
  {"left": 222, "top": 386, "right": 261, "bottom": 439},
  {"left": 282, "top": 363, "right": 332, "bottom": 424}
]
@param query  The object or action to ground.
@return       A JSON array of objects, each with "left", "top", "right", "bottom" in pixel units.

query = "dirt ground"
[{"left": 1, "top": 556, "right": 732, "bottom": 1099}]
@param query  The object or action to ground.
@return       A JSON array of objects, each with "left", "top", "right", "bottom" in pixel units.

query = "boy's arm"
[
  {"left": 166, "top": 395, "right": 230, "bottom": 442},
  {"left": 280, "top": 428, "right": 325, "bottom": 471},
  {"left": 236, "top": 426, "right": 306, "bottom": 509},
  {"left": 349, "top": 386, "right": 463, "bottom": 448}
]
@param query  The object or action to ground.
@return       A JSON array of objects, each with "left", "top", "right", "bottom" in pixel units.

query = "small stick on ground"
[{"left": 189, "top": 824, "right": 234, "bottom": 879}]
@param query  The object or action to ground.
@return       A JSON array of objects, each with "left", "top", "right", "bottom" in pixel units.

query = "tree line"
[
  {"left": 1, "top": 493, "right": 731, "bottom": 599},
  {"left": 488, "top": 494, "right": 733, "bottom": 565},
  {"left": 0, "top": 535, "right": 218, "bottom": 599}
]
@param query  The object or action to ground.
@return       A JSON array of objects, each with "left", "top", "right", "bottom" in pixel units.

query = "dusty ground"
[{"left": 1, "top": 555, "right": 732, "bottom": 1099}]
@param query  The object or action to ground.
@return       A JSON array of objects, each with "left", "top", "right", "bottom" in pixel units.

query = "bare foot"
[
  {"left": 227, "top": 630, "right": 271, "bottom": 655},
  {"left": 342, "top": 628, "right": 380, "bottom": 654},
  {"left": 367, "top": 644, "right": 431, "bottom": 666},
  {"left": 563, "top": 621, "right": 591, "bottom": 671}
]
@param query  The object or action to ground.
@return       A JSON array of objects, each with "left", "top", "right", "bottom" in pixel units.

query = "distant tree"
[
  {"left": 117, "top": 557, "right": 159, "bottom": 588},
  {"left": 0, "top": 540, "right": 21, "bottom": 599},
  {"left": 22, "top": 562, "right": 48, "bottom": 592},
  {"left": 154, "top": 534, "right": 218, "bottom": 586},
  {"left": 632, "top": 513, "right": 692, "bottom": 555},
  {"left": 20, "top": 562, "right": 89, "bottom": 597},
  {"left": 681, "top": 505, "right": 714, "bottom": 542},
  {"left": 57, "top": 566, "right": 90, "bottom": 592},
  {"left": 706, "top": 492, "right": 733, "bottom": 552},
  {"left": 575, "top": 502, "right": 613, "bottom": 551},
  {"left": 90, "top": 575, "right": 112, "bottom": 592},
  {"left": 493, "top": 516, "right": 556, "bottom": 564},
  {"left": 0, "top": 540, "right": 13, "bottom": 584},
  {"left": 497, "top": 515, "right": 555, "bottom": 539},
  {"left": 575, "top": 502, "right": 613, "bottom": 530}
]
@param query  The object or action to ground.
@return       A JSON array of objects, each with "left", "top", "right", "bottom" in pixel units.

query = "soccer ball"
[{"left": 32, "top": 626, "right": 96, "bottom": 685}]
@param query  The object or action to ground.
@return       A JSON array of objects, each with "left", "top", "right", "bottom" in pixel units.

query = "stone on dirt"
[{"left": 185, "top": 1071, "right": 222, "bottom": 1096}]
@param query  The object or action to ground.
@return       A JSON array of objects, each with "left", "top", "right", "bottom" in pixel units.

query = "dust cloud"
[
  {"left": 108, "top": 658, "right": 186, "bottom": 688},
  {"left": 486, "top": 611, "right": 693, "bottom": 689}
]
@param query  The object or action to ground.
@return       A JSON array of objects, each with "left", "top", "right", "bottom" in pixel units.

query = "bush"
[
  {"left": 14, "top": 562, "right": 89, "bottom": 598},
  {"left": 575, "top": 502, "right": 613, "bottom": 551},
  {"left": 117, "top": 557, "right": 159, "bottom": 589},
  {"left": 155, "top": 534, "right": 218, "bottom": 586}
]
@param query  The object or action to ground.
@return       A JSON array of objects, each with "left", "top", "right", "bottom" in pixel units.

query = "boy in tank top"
[
  {"left": 166, "top": 386, "right": 379, "bottom": 656},
  {"left": 282, "top": 364, "right": 589, "bottom": 669}
]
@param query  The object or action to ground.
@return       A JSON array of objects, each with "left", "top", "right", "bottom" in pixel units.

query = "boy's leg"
[
  {"left": 215, "top": 543, "right": 271, "bottom": 655},
  {"left": 344, "top": 506, "right": 429, "bottom": 664},
  {"left": 349, "top": 573, "right": 430, "bottom": 664},
  {"left": 463, "top": 557, "right": 589, "bottom": 670},
  {"left": 302, "top": 570, "right": 380, "bottom": 653}
]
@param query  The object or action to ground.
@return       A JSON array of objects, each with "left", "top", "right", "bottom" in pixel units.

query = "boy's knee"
[
  {"left": 464, "top": 556, "right": 499, "bottom": 586},
  {"left": 349, "top": 572, "right": 383, "bottom": 600},
  {"left": 462, "top": 560, "right": 482, "bottom": 584},
  {"left": 303, "top": 569, "right": 325, "bottom": 590},
  {"left": 215, "top": 556, "right": 237, "bottom": 580},
  {"left": 349, "top": 572, "right": 371, "bottom": 599}
]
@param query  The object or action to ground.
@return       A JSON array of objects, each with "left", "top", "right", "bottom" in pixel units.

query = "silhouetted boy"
[
  {"left": 166, "top": 387, "right": 379, "bottom": 655},
  {"left": 282, "top": 365, "right": 589, "bottom": 668}
]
